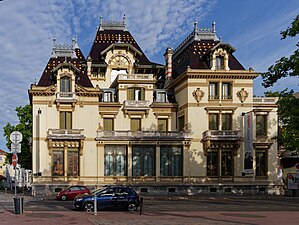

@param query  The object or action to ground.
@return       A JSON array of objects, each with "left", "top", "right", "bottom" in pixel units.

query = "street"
[{"left": 1, "top": 194, "right": 299, "bottom": 225}]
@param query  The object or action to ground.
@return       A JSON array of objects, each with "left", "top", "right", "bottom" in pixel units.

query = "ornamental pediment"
[{"left": 29, "top": 84, "right": 56, "bottom": 96}]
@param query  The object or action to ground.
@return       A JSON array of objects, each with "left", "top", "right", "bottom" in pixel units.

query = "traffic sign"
[
  {"left": 10, "top": 131, "right": 23, "bottom": 144},
  {"left": 11, "top": 143, "right": 21, "bottom": 153},
  {"left": 12, "top": 154, "right": 18, "bottom": 167}
]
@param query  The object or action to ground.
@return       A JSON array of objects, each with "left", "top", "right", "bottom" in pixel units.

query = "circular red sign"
[{"left": 12, "top": 154, "right": 18, "bottom": 166}]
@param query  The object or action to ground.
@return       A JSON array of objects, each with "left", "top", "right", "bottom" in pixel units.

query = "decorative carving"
[
  {"left": 236, "top": 88, "right": 249, "bottom": 103},
  {"left": 192, "top": 88, "right": 204, "bottom": 103}
]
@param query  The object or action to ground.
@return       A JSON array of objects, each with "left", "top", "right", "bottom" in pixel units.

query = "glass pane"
[
  {"left": 160, "top": 146, "right": 182, "bottom": 176},
  {"left": 222, "top": 114, "right": 232, "bottom": 130},
  {"left": 209, "top": 114, "right": 219, "bottom": 130},
  {"left": 209, "top": 83, "right": 218, "bottom": 99},
  {"left": 131, "top": 118, "right": 141, "bottom": 131},
  {"left": 116, "top": 153, "right": 125, "bottom": 176},
  {"left": 216, "top": 56, "right": 224, "bottom": 70},
  {"left": 53, "top": 150, "right": 64, "bottom": 176},
  {"left": 66, "top": 112, "right": 72, "bottom": 129},
  {"left": 207, "top": 151, "right": 217, "bottom": 176},
  {"left": 105, "top": 154, "right": 114, "bottom": 176},
  {"left": 158, "top": 119, "right": 168, "bottom": 131},
  {"left": 104, "top": 118, "right": 114, "bottom": 131},
  {"left": 256, "top": 115, "right": 267, "bottom": 136},
  {"left": 67, "top": 150, "right": 79, "bottom": 176},
  {"left": 221, "top": 151, "right": 232, "bottom": 176},
  {"left": 160, "top": 153, "right": 168, "bottom": 176},
  {"left": 132, "top": 155, "right": 141, "bottom": 176},
  {"left": 256, "top": 151, "right": 266, "bottom": 176},
  {"left": 133, "top": 146, "right": 155, "bottom": 176},
  {"left": 61, "top": 77, "right": 71, "bottom": 92},
  {"left": 178, "top": 116, "right": 184, "bottom": 131}
]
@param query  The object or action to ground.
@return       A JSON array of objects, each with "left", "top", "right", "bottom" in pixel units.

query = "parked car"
[
  {"left": 56, "top": 185, "right": 90, "bottom": 201},
  {"left": 73, "top": 185, "right": 140, "bottom": 211}
]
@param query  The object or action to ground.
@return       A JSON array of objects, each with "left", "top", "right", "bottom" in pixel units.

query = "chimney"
[
  {"left": 164, "top": 47, "right": 173, "bottom": 80},
  {"left": 87, "top": 55, "right": 92, "bottom": 78}
]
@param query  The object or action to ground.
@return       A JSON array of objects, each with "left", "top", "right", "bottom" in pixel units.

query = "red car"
[{"left": 56, "top": 185, "right": 90, "bottom": 201}]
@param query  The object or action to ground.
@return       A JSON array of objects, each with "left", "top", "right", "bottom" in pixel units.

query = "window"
[
  {"left": 103, "top": 92, "right": 113, "bottom": 102},
  {"left": 222, "top": 114, "right": 232, "bottom": 130},
  {"left": 256, "top": 150, "right": 267, "bottom": 176},
  {"left": 221, "top": 151, "right": 233, "bottom": 176},
  {"left": 104, "top": 145, "right": 127, "bottom": 176},
  {"left": 156, "top": 91, "right": 167, "bottom": 103},
  {"left": 60, "top": 76, "right": 71, "bottom": 92},
  {"left": 158, "top": 118, "right": 168, "bottom": 131},
  {"left": 178, "top": 116, "right": 185, "bottom": 131},
  {"left": 127, "top": 87, "right": 145, "bottom": 101},
  {"left": 67, "top": 149, "right": 79, "bottom": 176},
  {"left": 160, "top": 146, "right": 182, "bottom": 176},
  {"left": 104, "top": 118, "right": 114, "bottom": 131},
  {"left": 222, "top": 83, "right": 232, "bottom": 99},
  {"left": 53, "top": 150, "right": 64, "bottom": 176},
  {"left": 215, "top": 56, "right": 224, "bottom": 70},
  {"left": 0, "top": 156, "right": 2, "bottom": 161},
  {"left": 131, "top": 118, "right": 141, "bottom": 131},
  {"left": 209, "top": 82, "right": 219, "bottom": 99},
  {"left": 209, "top": 113, "right": 219, "bottom": 130},
  {"left": 207, "top": 150, "right": 218, "bottom": 176},
  {"left": 132, "top": 146, "right": 155, "bottom": 176},
  {"left": 206, "top": 150, "right": 233, "bottom": 177},
  {"left": 60, "top": 112, "right": 72, "bottom": 129},
  {"left": 256, "top": 115, "right": 267, "bottom": 137}
]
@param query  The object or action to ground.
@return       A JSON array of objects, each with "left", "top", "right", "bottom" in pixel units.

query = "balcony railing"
[
  {"left": 117, "top": 74, "right": 154, "bottom": 80},
  {"left": 96, "top": 130, "right": 190, "bottom": 140},
  {"left": 253, "top": 97, "right": 278, "bottom": 104},
  {"left": 202, "top": 130, "right": 241, "bottom": 141},
  {"left": 56, "top": 92, "right": 76, "bottom": 102},
  {"left": 123, "top": 100, "right": 150, "bottom": 109},
  {"left": 47, "top": 129, "right": 85, "bottom": 139}
]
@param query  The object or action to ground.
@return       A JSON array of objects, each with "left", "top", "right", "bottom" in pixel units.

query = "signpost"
[{"left": 9, "top": 131, "right": 22, "bottom": 197}]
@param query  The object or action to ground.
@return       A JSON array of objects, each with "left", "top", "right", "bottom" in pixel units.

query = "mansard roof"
[
  {"left": 88, "top": 17, "right": 162, "bottom": 67},
  {"left": 172, "top": 22, "right": 245, "bottom": 78},
  {"left": 37, "top": 38, "right": 93, "bottom": 88}
]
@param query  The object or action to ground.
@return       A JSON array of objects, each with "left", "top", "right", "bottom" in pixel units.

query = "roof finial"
[
  {"left": 100, "top": 16, "right": 102, "bottom": 27},
  {"left": 212, "top": 21, "right": 216, "bottom": 33},
  {"left": 53, "top": 36, "right": 56, "bottom": 46},
  {"left": 194, "top": 21, "right": 198, "bottom": 33},
  {"left": 72, "top": 35, "right": 79, "bottom": 49},
  {"left": 123, "top": 14, "right": 126, "bottom": 25}
]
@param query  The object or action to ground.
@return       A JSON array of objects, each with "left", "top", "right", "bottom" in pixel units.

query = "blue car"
[{"left": 73, "top": 185, "right": 140, "bottom": 212}]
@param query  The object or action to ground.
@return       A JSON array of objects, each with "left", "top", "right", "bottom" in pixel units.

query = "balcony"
[
  {"left": 56, "top": 92, "right": 77, "bottom": 103},
  {"left": 202, "top": 130, "right": 241, "bottom": 141},
  {"left": 47, "top": 129, "right": 85, "bottom": 140},
  {"left": 253, "top": 97, "right": 278, "bottom": 104},
  {"left": 96, "top": 130, "right": 190, "bottom": 141},
  {"left": 117, "top": 74, "right": 154, "bottom": 80},
  {"left": 123, "top": 100, "right": 150, "bottom": 110}
]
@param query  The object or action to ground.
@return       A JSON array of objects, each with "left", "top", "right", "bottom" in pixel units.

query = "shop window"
[
  {"left": 132, "top": 146, "right": 155, "bottom": 176},
  {"left": 52, "top": 150, "right": 64, "bottom": 176},
  {"left": 104, "top": 145, "right": 127, "bottom": 176},
  {"left": 160, "top": 146, "right": 182, "bottom": 176},
  {"left": 256, "top": 150, "right": 267, "bottom": 176},
  {"left": 207, "top": 150, "right": 218, "bottom": 176}
]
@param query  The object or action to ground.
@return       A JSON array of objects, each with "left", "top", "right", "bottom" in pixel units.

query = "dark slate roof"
[
  {"left": 37, "top": 55, "right": 93, "bottom": 88},
  {"left": 172, "top": 40, "right": 245, "bottom": 79},
  {"left": 89, "top": 29, "right": 161, "bottom": 66}
]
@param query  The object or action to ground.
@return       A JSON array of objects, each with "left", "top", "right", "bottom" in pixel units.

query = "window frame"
[{"left": 209, "top": 82, "right": 219, "bottom": 100}]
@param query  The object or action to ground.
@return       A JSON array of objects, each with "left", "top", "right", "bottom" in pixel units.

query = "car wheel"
[
  {"left": 84, "top": 202, "right": 94, "bottom": 212},
  {"left": 127, "top": 202, "right": 137, "bottom": 211},
  {"left": 61, "top": 195, "right": 67, "bottom": 201}
]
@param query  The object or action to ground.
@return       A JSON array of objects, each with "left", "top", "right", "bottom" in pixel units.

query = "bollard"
[
  {"left": 94, "top": 194, "right": 97, "bottom": 215},
  {"left": 139, "top": 197, "right": 143, "bottom": 215}
]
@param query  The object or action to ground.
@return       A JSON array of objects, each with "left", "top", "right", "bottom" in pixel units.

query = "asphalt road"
[{"left": 19, "top": 196, "right": 299, "bottom": 212}]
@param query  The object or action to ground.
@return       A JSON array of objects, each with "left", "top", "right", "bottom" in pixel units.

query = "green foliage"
[
  {"left": 262, "top": 15, "right": 299, "bottom": 88},
  {"left": 3, "top": 104, "right": 32, "bottom": 169}
]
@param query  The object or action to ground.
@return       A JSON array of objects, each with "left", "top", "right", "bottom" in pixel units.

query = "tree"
[
  {"left": 262, "top": 15, "right": 299, "bottom": 87},
  {"left": 3, "top": 104, "right": 32, "bottom": 169},
  {"left": 262, "top": 16, "right": 299, "bottom": 152}
]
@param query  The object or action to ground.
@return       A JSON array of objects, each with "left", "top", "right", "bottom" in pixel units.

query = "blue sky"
[{"left": 0, "top": 0, "right": 298, "bottom": 152}]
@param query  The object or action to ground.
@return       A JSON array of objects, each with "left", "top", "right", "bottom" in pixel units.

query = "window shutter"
[
  {"left": 66, "top": 112, "right": 72, "bottom": 129},
  {"left": 127, "top": 88, "right": 134, "bottom": 100},
  {"left": 60, "top": 112, "right": 65, "bottom": 129},
  {"left": 141, "top": 88, "right": 145, "bottom": 100}
]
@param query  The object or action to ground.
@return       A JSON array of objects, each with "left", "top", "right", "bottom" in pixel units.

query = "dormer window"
[
  {"left": 215, "top": 56, "right": 224, "bottom": 70},
  {"left": 155, "top": 90, "right": 167, "bottom": 103},
  {"left": 103, "top": 92, "right": 113, "bottom": 102},
  {"left": 60, "top": 76, "right": 71, "bottom": 92}
]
